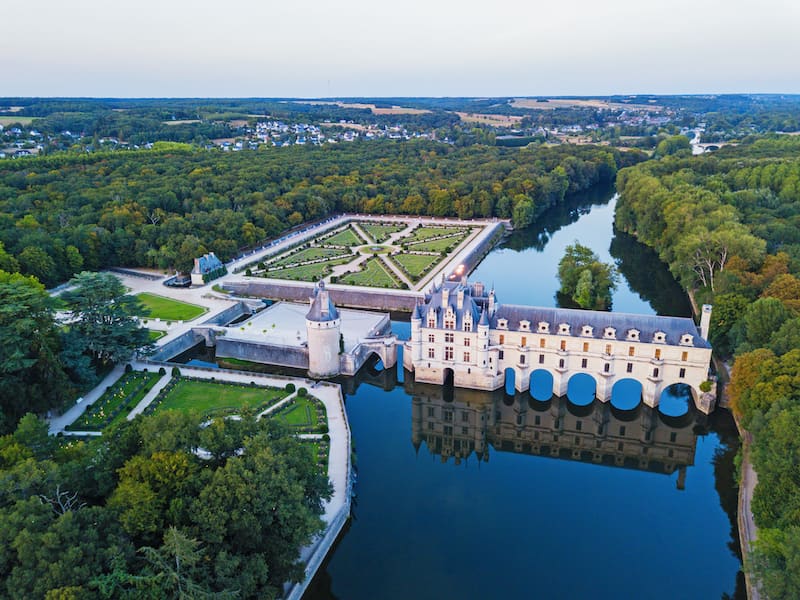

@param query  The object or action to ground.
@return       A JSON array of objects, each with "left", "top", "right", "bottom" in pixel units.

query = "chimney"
[
  {"left": 700, "top": 304, "right": 712, "bottom": 340},
  {"left": 442, "top": 287, "right": 449, "bottom": 306},
  {"left": 457, "top": 289, "right": 464, "bottom": 310}
]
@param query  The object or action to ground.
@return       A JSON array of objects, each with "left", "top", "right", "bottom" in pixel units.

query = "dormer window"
[
  {"left": 497, "top": 319, "right": 508, "bottom": 330},
  {"left": 680, "top": 334, "right": 694, "bottom": 346},
  {"left": 519, "top": 320, "right": 530, "bottom": 331},
  {"left": 558, "top": 323, "right": 570, "bottom": 335},
  {"left": 626, "top": 329, "right": 640, "bottom": 341},
  {"left": 581, "top": 325, "right": 593, "bottom": 337},
  {"left": 463, "top": 316, "right": 473, "bottom": 332},
  {"left": 603, "top": 327, "right": 616, "bottom": 339},
  {"left": 653, "top": 331, "right": 666, "bottom": 343},
  {"left": 538, "top": 322, "right": 550, "bottom": 333}
]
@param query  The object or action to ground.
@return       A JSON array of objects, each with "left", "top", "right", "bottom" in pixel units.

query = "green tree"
[
  {"left": 732, "top": 297, "right": 792, "bottom": 354},
  {"left": 557, "top": 242, "right": 618, "bottom": 310},
  {"left": 60, "top": 272, "right": 151, "bottom": 363}
]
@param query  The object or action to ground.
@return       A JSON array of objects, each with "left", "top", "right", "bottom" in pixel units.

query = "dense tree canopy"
[
  {"left": 0, "top": 413, "right": 331, "bottom": 599},
  {"left": 557, "top": 242, "right": 618, "bottom": 310}
]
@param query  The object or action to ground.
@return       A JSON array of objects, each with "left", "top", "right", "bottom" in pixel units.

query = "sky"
[{"left": 2, "top": 0, "right": 799, "bottom": 97}]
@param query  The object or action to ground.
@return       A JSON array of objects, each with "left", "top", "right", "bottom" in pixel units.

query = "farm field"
[{"left": 136, "top": 292, "right": 206, "bottom": 321}]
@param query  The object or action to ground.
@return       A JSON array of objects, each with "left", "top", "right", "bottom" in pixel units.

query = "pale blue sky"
[{"left": 2, "top": 0, "right": 798, "bottom": 97}]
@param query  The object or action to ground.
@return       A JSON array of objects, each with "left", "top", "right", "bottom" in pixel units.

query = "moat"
[{"left": 307, "top": 187, "right": 745, "bottom": 599}]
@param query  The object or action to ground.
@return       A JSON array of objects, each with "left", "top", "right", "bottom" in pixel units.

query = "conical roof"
[{"left": 306, "top": 281, "right": 339, "bottom": 322}]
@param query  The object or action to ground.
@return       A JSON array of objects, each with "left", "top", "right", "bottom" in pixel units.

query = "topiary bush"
[
  {"left": 298, "top": 387, "right": 308, "bottom": 397},
  {"left": 699, "top": 380, "right": 713, "bottom": 392},
  {"left": 124, "top": 363, "right": 133, "bottom": 373},
  {"left": 158, "top": 367, "right": 166, "bottom": 376},
  {"left": 285, "top": 383, "right": 296, "bottom": 393},
  {"left": 172, "top": 366, "right": 181, "bottom": 377}
]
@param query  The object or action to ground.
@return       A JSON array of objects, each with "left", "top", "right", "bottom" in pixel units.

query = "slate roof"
[
  {"left": 306, "top": 282, "right": 340, "bottom": 322},
  {"left": 491, "top": 304, "right": 709, "bottom": 348},
  {"left": 192, "top": 252, "right": 223, "bottom": 275}
]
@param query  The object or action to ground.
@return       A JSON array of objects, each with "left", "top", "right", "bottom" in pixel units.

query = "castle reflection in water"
[{"left": 406, "top": 379, "right": 702, "bottom": 490}]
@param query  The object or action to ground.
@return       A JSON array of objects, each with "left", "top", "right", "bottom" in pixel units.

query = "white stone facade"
[{"left": 404, "top": 280, "right": 715, "bottom": 413}]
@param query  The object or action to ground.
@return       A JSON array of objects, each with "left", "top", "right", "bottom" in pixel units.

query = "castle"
[{"left": 402, "top": 279, "right": 715, "bottom": 413}]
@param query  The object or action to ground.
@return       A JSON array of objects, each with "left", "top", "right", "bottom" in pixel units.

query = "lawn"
[
  {"left": 405, "top": 226, "right": 467, "bottom": 243},
  {"left": 67, "top": 371, "right": 160, "bottom": 431},
  {"left": 359, "top": 222, "right": 405, "bottom": 243},
  {"left": 147, "top": 329, "right": 166, "bottom": 341},
  {"left": 392, "top": 252, "right": 441, "bottom": 280},
  {"left": 323, "top": 227, "right": 365, "bottom": 247},
  {"left": 272, "top": 394, "right": 327, "bottom": 432},
  {"left": 271, "top": 246, "right": 351, "bottom": 268},
  {"left": 340, "top": 257, "right": 401, "bottom": 288},
  {"left": 266, "top": 255, "right": 355, "bottom": 281},
  {"left": 150, "top": 378, "right": 286, "bottom": 416},
  {"left": 136, "top": 292, "right": 206, "bottom": 321},
  {"left": 407, "top": 234, "right": 468, "bottom": 253}
]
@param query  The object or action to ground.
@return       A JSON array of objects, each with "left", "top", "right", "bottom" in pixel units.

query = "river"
[{"left": 306, "top": 187, "right": 745, "bottom": 600}]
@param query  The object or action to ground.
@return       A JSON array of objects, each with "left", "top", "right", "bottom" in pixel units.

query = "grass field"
[
  {"left": 323, "top": 227, "right": 364, "bottom": 247},
  {"left": 67, "top": 371, "right": 160, "bottom": 431},
  {"left": 272, "top": 394, "right": 326, "bottom": 432},
  {"left": 136, "top": 293, "right": 206, "bottom": 321},
  {"left": 359, "top": 222, "right": 405, "bottom": 243},
  {"left": 271, "top": 246, "right": 350, "bottom": 267},
  {"left": 392, "top": 253, "right": 441, "bottom": 280},
  {"left": 405, "top": 226, "right": 467, "bottom": 243},
  {"left": 153, "top": 378, "right": 286, "bottom": 416},
  {"left": 267, "top": 256, "right": 354, "bottom": 281},
  {"left": 456, "top": 112, "right": 523, "bottom": 127},
  {"left": 407, "top": 234, "right": 467, "bottom": 253},
  {"left": 0, "top": 116, "right": 35, "bottom": 126},
  {"left": 340, "top": 257, "right": 400, "bottom": 288},
  {"left": 147, "top": 329, "right": 166, "bottom": 341}
]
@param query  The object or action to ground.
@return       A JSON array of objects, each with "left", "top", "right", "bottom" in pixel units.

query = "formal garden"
[
  {"left": 242, "top": 218, "right": 482, "bottom": 289},
  {"left": 135, "top": 292, "right": 207, "bottom": 321},
  {"left": 66, "top": 370, "right": 161, "bottom": 431}
]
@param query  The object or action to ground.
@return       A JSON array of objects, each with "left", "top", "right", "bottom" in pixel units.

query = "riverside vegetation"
[{"left": 616, "top": 135, "right": 800, "bottom": 598}]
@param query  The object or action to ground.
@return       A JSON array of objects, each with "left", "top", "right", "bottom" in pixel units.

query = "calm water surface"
[{"left": 308, "top": 187, "right": 744, "bottom": 600}]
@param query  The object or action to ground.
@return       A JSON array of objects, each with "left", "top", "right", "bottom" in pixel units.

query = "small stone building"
[{"left": 191, "top": 252, "right": 226, "bottom": 286}]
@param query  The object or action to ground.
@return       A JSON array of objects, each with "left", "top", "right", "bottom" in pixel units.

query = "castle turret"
[
  {"left": 305, "top": 282, "right": 342, "bottom": 378},
  {"left": 488, "top": 288, "right": 496, "bottom": 316},
  {"left": 477, "top": 308, "right": 489, "bottom": 370},
  {"left": 411, "top": 303, "right": 423, "bottom": 362}
]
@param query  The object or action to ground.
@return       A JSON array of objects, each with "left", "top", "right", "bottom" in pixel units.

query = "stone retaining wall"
[{"left": 216, "top": 338, "right": 309, "bottom": 370}]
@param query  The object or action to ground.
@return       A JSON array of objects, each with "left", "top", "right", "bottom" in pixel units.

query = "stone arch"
[
  {"left": 610, "top": 378, "right": 643, "bottom": 411},
  {"left": 529, "top": 369, "right": 553, "bottom": 402},
  {"left": 504, "top": 367, "right": 516, "bottom": 396},
  {"left": 658, "top": 382, "right": 694, "bottom": 417},
  {"left": 567, "top": 372, "right": 596, "bottom": 406}
]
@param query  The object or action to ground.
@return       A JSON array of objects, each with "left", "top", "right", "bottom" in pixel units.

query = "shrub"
[
  {"left": 158, "top": 367, "right": 166, "bottom": 376},
  {"left": 285, "top": 383, "right": 296, "bottom": 393},
  {"left": 172, "top": 366, "right": 181, "bottom": 377},
  {"left": 700, "top": 380, "right": 713, "bottom": 392},
  {"left": 245, "top": 268, "right": 253, "bottom": 276},
  {"left": 124, "top": 364, "right": 133, "bottom": 373},
  {"left": 298, "top": 387, "right": 308, "bottom": 397},
  {"left": 322, "top": 433, "right": 330, "bottom": 442}
]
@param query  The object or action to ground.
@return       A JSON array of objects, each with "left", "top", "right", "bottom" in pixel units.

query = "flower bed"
[{"left": 66, "top": 371, "right": 160, "bottom": 431}]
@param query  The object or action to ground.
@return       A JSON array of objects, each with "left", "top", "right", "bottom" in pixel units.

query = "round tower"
[
  {"left": 306, "top": 282, "right": 342, "bottom": 378},
  {"left": 411, "top": 303, "right": 423, "bottom": 362},
  {"left": 477, "top": 308, "right": 489, "bottom": 370}
]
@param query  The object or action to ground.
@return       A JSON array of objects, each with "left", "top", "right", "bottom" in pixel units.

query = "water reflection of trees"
[
  {"left": 501, "top": 185, "right": 614, "bottom": 252},
  {"left": 609, "top": 229, "right": 692, "bottom": 317},
  {"left": 407, "top": 380, "right": 705, "bottom": 485}
]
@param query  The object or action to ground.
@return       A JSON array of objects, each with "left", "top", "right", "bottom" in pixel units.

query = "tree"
[
  {"left": 731, "top": 297, "right": 792, "bottom": 354},
  {"left": 557, "top": 242, "right": 618, "bottom": 310},
  {"left": 60, "top": 272, "right": 151, "bottom": 364},
  {"left": 0, "top": 271, "right": 68, "bottom": 432}
]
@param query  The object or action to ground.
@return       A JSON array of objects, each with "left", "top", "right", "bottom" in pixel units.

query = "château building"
[{"left": 403, "top": 279, "right": 715, "bottom": 413}]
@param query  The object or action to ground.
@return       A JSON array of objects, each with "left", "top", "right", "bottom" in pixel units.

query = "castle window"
[
  {"left": 604, "top": 327, "right": 616, "bottom": 339},
  {"left": 428, "top": 334, "right": 435, "bottom": 343},
  {"left": 428, "top": 348, "right": 435, "bottom": 359},
  {"left": 605, "top": 344, "right": 612, "bottom": 355},
  {"left": 539, "top": 338, "right": 546, "bottom": 348},
  {"left": 444, "top": 318, "right": 455, "bottom": 330},
  {"left": 445, "top": 332, "right": 454, "bottom": 343},
  {"left": 428, "top": 407, "right": 435, "bottom": 417},
  {"left": 581, "top": 358, "right": 588, "bottom": 368},
  {"left": 679, "top": 367, "right": 686, "bottom": 378},
  {"left": 582, "top": 326, "right": 593, "bottom": 337},
  {"left": 576, "top": 420, "right": 582, "bottom": 431},
  {"left": 654, "top": 349, "right": 661, "bottom": 360},
  {"left": 462, "top": 411, "right": 469, "bottom": 422},
  {"left": 427, "top": 317, "right": 436, "bottom": 328},
  {"left": 559, "top": 323, "right": 570, "bottom": 335},
  {"left": 629, "top": 346, "right": 635, "bottom": 356},
  {"left": 499, "top": 334, "right": 505, "bottom": 344},
  {"left": 680, "top": 334, "right": 694, "bottom": 346},
  {"left": 604, "top": 363, "right": 610, "bottom": 373},
  {"left": 559, "top": 358, "right": 565, "bottom": 368},
  {"left": 464, "top": 320, "right": 472, "bottom": 332},
  {"left": 627, "top": 329, "right": 640, "bottom": 341},
  {"left": 583, "top": 342, "right": 589, "bottom": 352},
  {"left": 539, "top": 354, "right": 545, "bottom": 364},
  {"left": 653, "top": 367, "right": 659, "bottom": 377},
  {"left": 682, "top": 351, "right": 688, "bottom": 361},
  {"left": 654, "top": 331, "right": 666, "bottom": 343},
  {"left": 497, "top": 319, "right": 508, "bottom": 329},
  {"left": 463, "top": 351, "right": 471, "bottom": 362},
  {"left": 499, "top": 350, "right": 504, "bottom": 360},
  {"left": 464, "top": 338, "right": 470, "bottom": 347},
  {"left": 560, "top": 340, "right": 567, "bottom": 351},
  {"left": 521, "top": 336, "right": 527, "bottom": 347},
  {"left": 445, "top": 347, "right": 454, "bottom": 361},
  {"left": 538, "top": 322, "right": 550, "bottom": 333},
  {"left": 520, "top": 320, "right": 531, "bottom": 331},
  {"left": 627, "top": 362, "right": 633, "bottom": 373}
]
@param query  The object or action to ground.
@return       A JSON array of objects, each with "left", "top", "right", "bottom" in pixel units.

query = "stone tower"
[
  {"left": 306, "top": 282, "right": 342, "bottom": 378},
  {"left": 477, "top": 308, "right": 489, "bottom": 370},
  {"left": 410, "top": 304, "right": 423, "bottom": 362},
  {"left": 700, "top": 304, "right": 712, "bottom": 341}
]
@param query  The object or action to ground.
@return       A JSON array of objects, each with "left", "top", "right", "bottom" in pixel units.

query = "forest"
[
  {"left": 616, "top": 135, "right": 800, "bottom": 598},
  {"left": 0, "top": 140, "right": 638, "bottom": 286}
]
